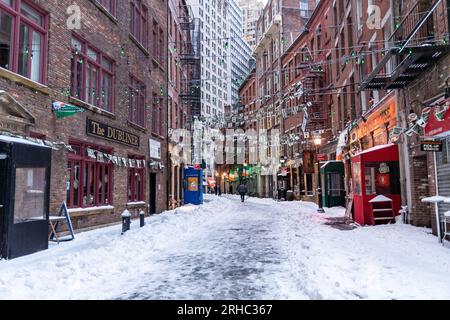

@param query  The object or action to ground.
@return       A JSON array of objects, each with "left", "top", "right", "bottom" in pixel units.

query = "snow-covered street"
[{"left": 1, "top": 195, "right": 450, "bottom": 300}]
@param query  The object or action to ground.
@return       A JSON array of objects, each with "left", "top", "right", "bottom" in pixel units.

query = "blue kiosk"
[{"left": 184, "top": 167, "right": 204, "bottom": 205}]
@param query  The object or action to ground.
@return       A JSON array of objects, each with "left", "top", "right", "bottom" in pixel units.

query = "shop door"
[
  {"left": 149, "top": 173, "right": 157, "bottom": 215},
  {"left": 3, "top": 142, "right": 51, "bottom": 259},
  {"left": 327, "top": 172, "right": 345, "bottom": 207},
  {"left": 8, "top": 166, "right": 49, "bottom": 259}
]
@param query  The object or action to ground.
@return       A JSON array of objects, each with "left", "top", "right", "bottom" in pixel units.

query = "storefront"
[
  {"left": 347, "top": 93, "right": 401, "bottom": 225},
  {"left": 0, "top": 91, "right": 53, "bottom": 259},
  {"left": 352, "top": 144, "right": 402, "bottom": 225},
  {"left": 320, "top": 161, "right": 345, "bottom": 208},
  {"left": 0, "top": 137, "right": 52, "bottom": 259}
]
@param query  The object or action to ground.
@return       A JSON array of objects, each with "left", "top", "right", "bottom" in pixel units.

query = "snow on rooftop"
[
  {"left": 354, "top": 143, "right": 395, "bottom": 157},
  {"left": 0, "top": 135, "right": 49, "bottom": 148}
]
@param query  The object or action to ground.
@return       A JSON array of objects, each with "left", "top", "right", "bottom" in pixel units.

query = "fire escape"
[
  {"left": 179, "top": 5, "right": 201, "bottom": 119},
  {"left": 299, "top": 49, "right": 327, "bottom": 133},
  {"left": 361, "top": 0, "right": 450, "bottom": 90}
]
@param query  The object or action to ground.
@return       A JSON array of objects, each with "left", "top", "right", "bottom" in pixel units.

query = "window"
[
  {"left": 66, "top": 141, "right": 113, "bottom": 208},
  {"left": 152, "top": 93, "right": 164, "bottom": 136},
  {"left": 14, "top": 167, "right": 47, "bottom": 223},
  {"left": 128, "top": 75, "right": 146, "bottom": 127},
  {"left": 364, "top": 162, "right": 401, "bottom": 196},
  {"left": 158, "top": 27, "right": 165, "bottom": 65},
  {"left": 130, "top": 0, "right": 148, "bottom": 48},
  {"left": 71, "top": 35, "right": 115, "bottom": 112},
  {"left": 128, "top": 155, "right": 145, "bottom": 202},
  {"left": 0, "top": 0, "right": 48, "bottom": 83},
  {"left": 97, "top": 0, "right": 116, "bottom": 16}
]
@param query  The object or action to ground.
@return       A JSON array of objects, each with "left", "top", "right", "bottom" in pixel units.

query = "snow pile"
[
  {"left": 271, "top": 200, "right": 450, "bottom": 300},
  {"left": 0, "top": 194, "right": 449, "bottom": 300}
]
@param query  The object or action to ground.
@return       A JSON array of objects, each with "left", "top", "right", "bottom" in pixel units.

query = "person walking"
[{"left": 237, "top": 183, "right": 248, "bottom": 203}]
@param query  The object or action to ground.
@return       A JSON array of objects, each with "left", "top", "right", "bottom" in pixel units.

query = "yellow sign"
[
  {"left": 188, "top": 177, "right": 199, "bottom": 192},
  {"left": 353, "top": 94, "right": 397, "bottom": 141}
]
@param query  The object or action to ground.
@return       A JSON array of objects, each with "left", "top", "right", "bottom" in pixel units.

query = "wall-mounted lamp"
[{"left": 0, "top": 153, "right": 7, "bottom": 160}]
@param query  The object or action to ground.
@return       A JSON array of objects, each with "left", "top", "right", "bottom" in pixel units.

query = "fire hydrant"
[
  {"left": 121, "top": 209, "right": 131, "bottom": 234},
  {"left": 140, "top": 210, "right": 145, "bottom": 228}
]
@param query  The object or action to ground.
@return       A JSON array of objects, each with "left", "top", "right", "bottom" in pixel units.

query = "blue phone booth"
[{"left": 184, "top": 167, "right": 203, "bottom": 205}]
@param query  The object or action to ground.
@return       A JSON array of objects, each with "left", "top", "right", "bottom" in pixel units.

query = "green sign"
[{"left": 52, "top": 102, "right": 84, "bottom": 119}]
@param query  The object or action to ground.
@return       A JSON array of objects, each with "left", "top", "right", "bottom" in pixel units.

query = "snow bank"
[{"left": 0, "top": 194, "right": 449, "bottom": 300}]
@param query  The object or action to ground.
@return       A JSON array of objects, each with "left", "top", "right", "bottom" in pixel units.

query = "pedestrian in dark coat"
[{"left": 237, "top": 183, "right": 248, "bottom": 202}]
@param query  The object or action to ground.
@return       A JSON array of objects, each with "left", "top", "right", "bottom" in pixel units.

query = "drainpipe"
[
  {"left": 397, "top": 90, "right": 413, "bottom": 218},
  {"left": 165, "top": 0, "right": 170, "bottom": 211}
]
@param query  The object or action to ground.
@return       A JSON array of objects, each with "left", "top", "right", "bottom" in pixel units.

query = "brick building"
[
  {"left": 279, "top": 0, "right": 332, "bottom": 202},
  {"left": 239, "top": 67, "right": 257, "bottom": 132},
  {"left": 0, "top": 0, "right": 168, "bottom": 231},
  {"left": 253, "top": 0, "right": 317, "bottom": 198},
  {"left": 363, "top": 0, "right": 450, "bottom": 231},
  {"left": 167, "top": 0, "right": 199, "bottom": 209}
]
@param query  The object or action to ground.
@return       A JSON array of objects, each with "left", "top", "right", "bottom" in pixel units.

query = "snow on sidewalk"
[
  {"left": 271, "top": 199, "right": 450, "bottom": 299},
  {"left": 0, "top": 195, "right": 449, "bottom": 300}
]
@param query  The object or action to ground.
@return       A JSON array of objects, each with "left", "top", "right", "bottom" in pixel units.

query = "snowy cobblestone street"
[{"left": 1, "top": 195, "right": 450, "bottom": 300}]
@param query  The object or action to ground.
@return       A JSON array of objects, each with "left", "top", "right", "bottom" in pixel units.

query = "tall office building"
[
  {"left": 228, "top": 0, "right": 252, "bottom": 108},
  {"left": 187, "top": 0, "right": 231, "bottom": 122},
  {"left": 238, "top": 0, "right": 264, "bottom": 49}
]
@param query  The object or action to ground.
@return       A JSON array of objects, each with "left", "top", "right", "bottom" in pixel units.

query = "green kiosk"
[{"left": 320, "top": 161, "right": 346, "bottom": 208}]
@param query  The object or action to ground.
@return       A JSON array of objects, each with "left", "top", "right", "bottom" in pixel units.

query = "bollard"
[
  {"left": 121, "top": 209, "right": 131, "bottom": 234},
  {"left": 140, "top": 210, "right": 145, "bottom": 227}
]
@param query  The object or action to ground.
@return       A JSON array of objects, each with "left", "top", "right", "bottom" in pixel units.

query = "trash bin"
[{"left": 286, "top": 190, "right": 295, "bottom": 201}]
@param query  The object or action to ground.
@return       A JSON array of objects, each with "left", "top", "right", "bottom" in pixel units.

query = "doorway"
[
  {"left": 149, "top": 173, "right": 157, "bottom": 215},
  {"left": 0, "top": 139, "right": 51, "bottom": 259}
]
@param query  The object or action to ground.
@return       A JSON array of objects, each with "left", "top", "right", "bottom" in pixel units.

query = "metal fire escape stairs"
[
  {"left": 178, "top": 5, "right": 201, "bottom": 118},
  {"left": 361, "top": 0, "right": 450, "bottom": 91},
  {"left": 300, "top": 47, "right": 326, "bottom": 132}
]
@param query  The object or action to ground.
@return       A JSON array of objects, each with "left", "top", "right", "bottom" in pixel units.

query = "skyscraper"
[
  {"left": 228, "top": 0, "right": 252, "bottom": 109},
  {"left": 238, "top": 0, "right": 264, "bottom": 49},
  {"left": 187, "top": 0, "right": 231, "bottom": 122}
]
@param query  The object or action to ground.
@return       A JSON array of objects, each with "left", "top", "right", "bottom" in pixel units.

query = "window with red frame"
[
  {"left": 152, "top": 20, "right": 158, "bottom": 58},
  {"left": 128, "top": 155, "right": 145, "bottom": 202},
  {"left": 130, "top": 0, "right": 148, "bottom": 48},
  {"left": 97, "top": 0, "right": 116, "bottom": 16},
  {"left": 158, "top": 27, "right": 164, "bottom": 65},
  {"left": 152, "top": 93, "right": 164, "bottom": 136},
  {"left": 128, "top": 75, "right": 146, "bottom": 127},
  {"left": 70, "top": 35, "right": 115, "bottom": 112},
  {"left": 66, "top": 141, "right": 113, "bottom": 208},
  {"left": 159, "top": 96, "right": 164, "bottom": 136},
  {"left": 0, "top": 0, "right": 48, "bottom": 83}
]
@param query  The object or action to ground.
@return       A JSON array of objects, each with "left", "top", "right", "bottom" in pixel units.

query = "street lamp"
[{"left": 314, "top": 138, "right": 325, "bottom": 213}]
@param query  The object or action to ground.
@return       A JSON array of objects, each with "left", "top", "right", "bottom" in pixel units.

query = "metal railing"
[{"left": 388, "top": 0, "right": 443, "bottom": 50}]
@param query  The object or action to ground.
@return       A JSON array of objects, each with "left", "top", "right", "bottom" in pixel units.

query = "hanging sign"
[
  {"left": 86, "top": 119, "right": 140, "bottom": 147},
  {"left": 52, "top": 101, "right": 84, "bottom": 119},
  {"left": 420, "top": 140, "right": 443, "bottom": 152},
  {"left": 424, "top": 98, "right": 450, "bottom": 137}
]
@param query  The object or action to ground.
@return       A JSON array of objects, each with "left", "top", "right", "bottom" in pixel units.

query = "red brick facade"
[{"left": 0, "top": 0, "right": 168, "bottom": 231}]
